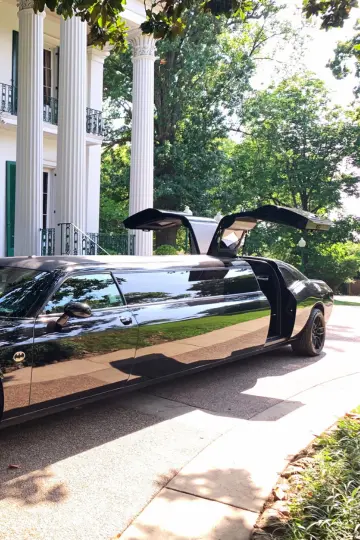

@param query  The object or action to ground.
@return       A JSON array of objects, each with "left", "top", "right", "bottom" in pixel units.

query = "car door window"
[
  {"left": 279, "top": 265, "right": 305, "bottom": 287},
  {"left": 43, "top": 273, "right": 124, "bottom": 315},
  {"left": 115, "top": 269, "right": 225, "bottom": 305}
]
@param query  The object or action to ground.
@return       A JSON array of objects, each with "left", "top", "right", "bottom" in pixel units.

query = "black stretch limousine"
[{"left": 0, "top": 205, "right": 333, "bottom": 426}]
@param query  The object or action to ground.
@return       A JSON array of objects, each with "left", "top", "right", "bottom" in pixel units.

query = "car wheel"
[{"left": 291, "top": 308, "right": 326, "bottom": 357}]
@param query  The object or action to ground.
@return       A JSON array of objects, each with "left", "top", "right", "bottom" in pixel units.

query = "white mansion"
[{"left": 0, "top": 0, "right": 156, "bottom": 257}]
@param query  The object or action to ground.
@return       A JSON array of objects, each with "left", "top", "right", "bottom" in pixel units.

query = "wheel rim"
[{"left": 312, "top": 315, "right": 325, "bottom": 351}]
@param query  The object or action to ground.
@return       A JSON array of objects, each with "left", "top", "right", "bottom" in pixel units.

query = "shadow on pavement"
[
  {"left": 0, "top": 468, "right": 67, "bottom": 506},
  {"left": 0, "top": 346, "right": 321, "bottom": 491},
  {"left": 121, "top": 467, "right": 261, "bottom": 540}
]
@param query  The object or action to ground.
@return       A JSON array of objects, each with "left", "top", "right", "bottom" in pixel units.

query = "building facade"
[{"left": 0, "top": 0, "right": 156, "bottom": 257}]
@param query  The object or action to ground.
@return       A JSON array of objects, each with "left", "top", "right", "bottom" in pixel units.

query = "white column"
[
  {"left": 87, "top": 47, "right": 109, "bottom": 110},
  {"left": 86, "top": 145, "right": 101, "bottom": 233},
  {"left": 56, "top": 16, "right": 87, "bottom": 236},
  {"left": 129, "top": 30, "right": 156, "bottom": 256},
  {"left": 14, "top": 0, "right": 45, "bottom": 256},
  {"left": 85, "top": 47, "right": 109, "bottom": 234}
]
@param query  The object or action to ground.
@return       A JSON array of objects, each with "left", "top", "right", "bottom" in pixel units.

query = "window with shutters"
[{"left": 43, "top": 49, "right": 52, "bottom": 100}]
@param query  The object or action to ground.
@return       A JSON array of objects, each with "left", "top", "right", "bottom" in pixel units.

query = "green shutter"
[
  {"left": 6, "top": 162, "right": 16, "bottom": 257},
  {"left": 11, "top": 31, "right": 19, "bottom": 114}
]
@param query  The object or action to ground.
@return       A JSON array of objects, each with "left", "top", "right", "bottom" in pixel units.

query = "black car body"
[{"left": 0, "top": 205, "right": 333, "bottom": 426}]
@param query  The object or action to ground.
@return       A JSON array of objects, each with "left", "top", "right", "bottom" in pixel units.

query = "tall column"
[
  {"left": 14, "top": 0, "right": 45, "bottom": 256},
  {"left": 86, "top": 47, "right": 109, "bottom": 234},
  {"left": 56, "top": 16, "right": 87, "bottom": 236},
  {"left": 129, "top": 30, "right": 157, "bottom": 256}
]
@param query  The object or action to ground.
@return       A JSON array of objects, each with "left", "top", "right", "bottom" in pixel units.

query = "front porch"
[{"left": 0, "top": 0, "right": 157, "bottom": 258}]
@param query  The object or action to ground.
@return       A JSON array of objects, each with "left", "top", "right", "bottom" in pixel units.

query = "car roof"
[{"left": 0, "top": 255, "right": 229, "bottom": 273}]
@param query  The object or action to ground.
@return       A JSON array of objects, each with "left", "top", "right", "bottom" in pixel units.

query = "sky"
[
  {"left": 252, "top": 1, "right": 360, "bottom": 106},
  {"left": 252, "top": 1, "right": 360, "bottom": 216}
]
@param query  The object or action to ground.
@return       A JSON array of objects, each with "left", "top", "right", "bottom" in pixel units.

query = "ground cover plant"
[{"left": 254, "top": 407, "right": 360, "bottom": 540}]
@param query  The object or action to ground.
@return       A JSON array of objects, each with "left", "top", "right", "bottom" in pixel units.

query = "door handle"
[{"left": 120, "top": 316, "right": 133, "bottom": 326}]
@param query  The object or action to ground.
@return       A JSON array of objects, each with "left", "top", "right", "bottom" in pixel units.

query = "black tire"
[{"left": 291, "top": 308, "right": 326, "bottom": 357}]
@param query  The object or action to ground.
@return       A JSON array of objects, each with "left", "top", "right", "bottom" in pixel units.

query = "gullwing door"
[
  {"left": 208, "top": 205, "right": 332, "bottom": 258},
  {"left": 123, "top": 208, "right": 218, "bottom": 255}
]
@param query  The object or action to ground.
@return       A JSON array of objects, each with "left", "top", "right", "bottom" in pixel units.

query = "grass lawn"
[
  {"left": 273, "top": 406, "right": 360, "bottom": 540},
  {"left": 335, "top": 300, "right": 360, "bottom": 307}
]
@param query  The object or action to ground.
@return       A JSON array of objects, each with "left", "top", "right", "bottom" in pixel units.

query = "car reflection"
[{"left": 0, "top": 319, "right": 35, "bottom": 415}]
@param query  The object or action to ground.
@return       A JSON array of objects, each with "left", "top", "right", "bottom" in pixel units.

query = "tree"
[
  {"left": 302, "top": 0, "right": 359, "bottom": 29},
  {"left": 31, "top": 0, "right": 358, "bottom": 49},
  {"left": 219, "top": 75, "right": 360, "bottom": 215},
  {"left": 100, "top": 146, "right": 130, "bottom": 232},
  {"left": 102, "top": 5, "right": 289, "bottom": 224},
  {"left": 328, "top": 19, "right": 360, "bottom": 96},
  {"left": 32, "top": 0, "right": 273, "bottom": 49},
  {"left": 214, "top": 74, "right": 360, "bottom": 282},
  {"left": 305, "top": 241, "right": 360, "bottom": 290}
]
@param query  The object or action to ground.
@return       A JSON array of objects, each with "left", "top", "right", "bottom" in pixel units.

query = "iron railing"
[
  {"left": 1, "top": 83, "right": 102, "bottom": 135},
  {"left": 88, "top": 232, "right": 135, "bottom": 255},
  {"left": 58, "top": 223, "right": 134, "bottom": 255},
  {"left": 41, "top": 228, "right": 56, "bottom": 256},
  {"left": 86, "top": 107, "right": 103, "bottom": 136},
  {"left": 1, "top": 83, "right": 17, "bottom": 115},
  {"left": 43, "top": 96, "right": 58, "bottom": 125},
  {"left": 58, "top": 223, "right": 109, "bottom": 256}
]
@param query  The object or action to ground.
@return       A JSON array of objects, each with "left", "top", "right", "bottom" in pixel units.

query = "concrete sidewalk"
[
  {"left": 121, "top": 315, "right": 360, "bottom": 539},
  {"left": 1, "top": 306, "right": 359, "bottom": 540}
]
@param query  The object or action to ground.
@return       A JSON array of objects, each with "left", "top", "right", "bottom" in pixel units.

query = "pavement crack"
[{"left": 165, "top": 486, "right": 258, "bottom": 513}]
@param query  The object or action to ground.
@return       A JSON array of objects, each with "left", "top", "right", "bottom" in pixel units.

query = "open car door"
[
  {"left": 123, "top": 205, "right": 331, "bottom": 258},
  {"left": 123, "top": 208, "right": 218, "bottom": 255},
  {"left": 208, "top": 205, "right": 332, "bottom": 258}
]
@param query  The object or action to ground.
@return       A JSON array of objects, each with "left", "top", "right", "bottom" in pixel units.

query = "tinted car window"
[
  {"left": 43, "top": 273, "right": 124, "bottom": 314},
  {"left": 223, "top": 267, "right": 259, "bottom": 295},
  {"left": 116, "top": 269, "right": 225, "bottom": 305},
  {"left": 279, "top": 265, "right": 305, "bottom": 287},
  {"left": 0, "top": 267, "right": 51, "bottom": 318}
]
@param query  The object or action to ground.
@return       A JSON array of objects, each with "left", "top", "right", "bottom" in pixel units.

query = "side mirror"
[
  {"left": 64, "top": 301, "right": 92, "bottom": 319},
  {"left": 52, "top": 302, "right": 92, "bottom": 331}
]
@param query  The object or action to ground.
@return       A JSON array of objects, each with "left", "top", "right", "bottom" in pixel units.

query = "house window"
[
  {"left": 43, "top": 49, "right": 51, "bottom": 102},
  {"left": 43, "top": 172, "right": 49, "bottom": 230}
]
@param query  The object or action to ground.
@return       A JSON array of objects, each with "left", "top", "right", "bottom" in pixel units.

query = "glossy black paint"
[
  {"left": 217, "top": 205, "right": 332, "bottom": 232},
  {"left": 0, "top": 254, "right": 333, "bottom": 426},
  {"left": 117, "top": 261, "right": 270, "bottom": 381},
  {"left": 0, "top": 319, "right": 35, "bottom": 419}
]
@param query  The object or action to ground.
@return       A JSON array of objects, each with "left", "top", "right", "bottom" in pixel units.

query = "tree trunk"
[{"left": 155, "top": 227, "right": 179, "bottom": 249}]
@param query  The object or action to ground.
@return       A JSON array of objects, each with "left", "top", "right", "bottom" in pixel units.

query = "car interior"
[{"left": 244, "top": 258, "right": 282, "bottom": 339}]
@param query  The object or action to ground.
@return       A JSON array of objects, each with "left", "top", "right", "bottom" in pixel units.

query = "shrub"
[{"left": 154, "top": 244, "right": 178, "bottom": 255}]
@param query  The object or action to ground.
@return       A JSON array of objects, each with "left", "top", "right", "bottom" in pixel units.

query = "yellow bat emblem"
[{"left": 13, "top": 351, "right": 25, "bottom": 363}]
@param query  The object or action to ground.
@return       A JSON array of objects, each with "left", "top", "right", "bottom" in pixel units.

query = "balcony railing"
[
  {"left": 86, "top": 108, "right": 103, "bottom": 136},
  {"left": 1, "top": 83, "right": 17, "bottom": 115},
  {"left": 1, "top": 82, "right": 102, "bottom": 135},
  {"left": 43, "top": 96, "right": 58, "bottom": 125}
]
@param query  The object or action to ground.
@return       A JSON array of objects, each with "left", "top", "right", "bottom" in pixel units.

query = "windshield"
[{"left": 0, "top": 267, "right": 51, "bottom": 318}]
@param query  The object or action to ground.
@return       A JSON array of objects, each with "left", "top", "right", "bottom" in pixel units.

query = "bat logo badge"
[{"left": 13, "top": 351, "right": 26, "bottom": 363}]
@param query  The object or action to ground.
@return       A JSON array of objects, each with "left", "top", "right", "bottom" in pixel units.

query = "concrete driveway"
[{"left": 0, "top": 305, "right": 359, "bottom": 540}]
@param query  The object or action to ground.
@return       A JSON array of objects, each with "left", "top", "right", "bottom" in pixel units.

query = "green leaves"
[
  {"left": 32, "top": 0, "right": 280, "bottom": 48},
  {"left": 103, "top": 6, "right": 281, "bottom": 217},
  {"left": 302, "top": 0, "right": 359, "bottom": 29},
  {"left": 31, "top": 0, "right": 359, "bottom": 51}
]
